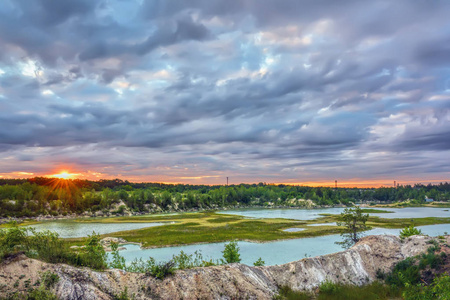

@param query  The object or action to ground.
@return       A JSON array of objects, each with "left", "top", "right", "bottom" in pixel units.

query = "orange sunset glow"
[{"left": 50, "top": 171, "right": 78, "bottom": 180}]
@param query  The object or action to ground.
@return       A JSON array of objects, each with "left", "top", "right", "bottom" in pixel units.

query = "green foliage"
[
  {"left": 273, "top": 285, "right": 312, "bottom": 300},
  {"left": 39, "top": 271, "right": 59, "bottom": 289},
  {"left": 0, "top": 222, "right": 29, "bottom": 260},
  {"left": 335, "top": 207, "right": 369, "bottom": 248},
  {"left": 26, "top": 286, "right": 59, "bottom": 300},
  {"left": 2, "top": 271, "right": 60, "bottom": 300},
  {"left": 171, "top": 250, "right": 217, "bottom": 269},
  {"left": 27, "top": 229, "right": 72, "bottom": 264},
  {"left": 76, "top": 232, "right": 107, "bottom": 270},
  {"left": 2, "top": 178, "right": 449, "bottom": 218},
  {"left": 401, "top": 274, "right": 450, "bottom": 300},
  {"left": 109, "top": 242, "right": 126, "bottom": 270},
  {"left": 126, "top": 257, "right": 156, "bottom": 273},
  {"left": 419, "top": 249, "right": 444, "bottom": 270},
  {"left": 317, "top": 281, "right": 400, "bottom": 300},
  {"left": 221, "top": 240, "right": 241, "bottom": 264},
  {"left": 253, "top": 257, "right": 265, "bottom": 266},
  {"left": 273, "top": 282, "right": 400, "bottom": 300},
  {"left": 150, "top": 260, "right": 175, "bottom": 280},
  {"left": 0, "top": 223, "right": 74, "bottom": 266},
  {"left": 400, "top": 226, "right": 423, "bottom": 239},
  {"left": 0, "top": 224, "right": 108, "bottom": 270},
  {"left": 386, "top": 257, "right": 420, "bottom": 287}
]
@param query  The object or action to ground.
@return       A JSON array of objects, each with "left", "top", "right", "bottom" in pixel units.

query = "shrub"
[
  {"left": 150, "top": 260, "right": 175, "bottom": 280},
  {"left": 27, "top": 285, "right": 59, "bottom": 300},
  {"left": 386, "top": 257, "right": 420, "bottom": 287},
  {"left": 27, "top": 229, "right": 71, "bottom": 264},
  {"left": 171, "top": 251, "right": 195, "bottom": 270},
  {"left": 126, "top": 257, "right": 156, "bottom": 273},
  {"left": 76, "top": 232, "right": 107, "bottom": 270},
  {"left": 0, "top": 222, "right": 29, "bottom": 260},
  {"left": 273, "top": 285, "right": 312, "bottom": 300},
  {"left": 400, "top": 226, "right": 422, "bottom": 239},
  {"left": 171, "top": 250, "right": 217, "bottom": 270},
  {"left": 109, "top": 242, "right": 126, "bottom": 270},
  {"left": 402, "top": 274, "right": 450, "bottom": 300},
  {"left": 40, "top": 271, "right": 59, "bottom": 289},
  {"left": 222, "top": 240, "right": 241, "bottom": 264},
  {"left": 316, "top": 281, "right": 400, "bottom": 300},
  {"left": 253, "top": 257, "right": 265, "bottom": 266}
]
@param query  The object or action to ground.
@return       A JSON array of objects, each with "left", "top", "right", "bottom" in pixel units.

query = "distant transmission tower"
[
  {"left": 335, "top": 180, "right": 337, "bottom": 189},
  {"left": 227, "top": 177, "right": 229, "bottom": 186}
]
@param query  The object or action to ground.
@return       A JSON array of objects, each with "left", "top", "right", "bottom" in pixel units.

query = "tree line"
[{"left": 0, "top": 178, "right": 449, "bottom": 218}]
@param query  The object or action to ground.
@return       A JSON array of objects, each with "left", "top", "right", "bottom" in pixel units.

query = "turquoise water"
[
  {"left": 115, "top": 223, "right": 450, "bottom": 266},
  {"left": 24, "top": 221, "right": 166, "bottom": 238},
  {"left": 219, "top": 207, "right": 450, "bottom": 220}
]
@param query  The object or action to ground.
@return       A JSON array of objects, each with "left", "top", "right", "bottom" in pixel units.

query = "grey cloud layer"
[{"left": 0, "top": 0, "right": 449, "bottom": 182}]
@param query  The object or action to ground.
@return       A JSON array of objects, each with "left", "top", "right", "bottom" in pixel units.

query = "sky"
[{"left": 0, "top": 0, "right": 449, "bottom": 187}]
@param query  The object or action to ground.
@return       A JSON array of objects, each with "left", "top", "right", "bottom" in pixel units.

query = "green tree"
[
  {"left": 336, "top": 207, "right": 369, "bottom": 248},
  {"left": 222, "top": 240, "right": 241, "bottom": 264}
]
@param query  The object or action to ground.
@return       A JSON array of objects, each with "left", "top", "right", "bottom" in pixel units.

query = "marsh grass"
[
  {"left": 366, "top": 216, "right": 450, "bottom": 229},
  {"left": 62, "top": 212, "right": 450, "bottom": 248},
  {"left": 104, "top": 218, "right": 344, "bottom": 248},
  {"left": 19, "top": 211, "right": 450, "bottom": 250},
  {"left": 359, "top": 208, "right": 393, "bottom": 213}
]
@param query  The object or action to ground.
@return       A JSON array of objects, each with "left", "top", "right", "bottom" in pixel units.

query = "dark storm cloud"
[{"left": 0, "top": 0, "right": 449, "bottom": 182}]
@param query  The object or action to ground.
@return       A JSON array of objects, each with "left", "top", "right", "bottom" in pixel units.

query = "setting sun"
[{"left": 51, "top": 171, "right": 76, "bottom": 179}]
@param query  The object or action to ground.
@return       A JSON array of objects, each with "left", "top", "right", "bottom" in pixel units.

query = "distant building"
[{"left": 425, "top": 196, "right": 434, "bottom": 202}]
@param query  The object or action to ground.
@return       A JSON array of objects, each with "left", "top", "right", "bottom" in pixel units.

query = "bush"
[
  {"left": 0, "top": 222, "right": 29, "bottom": 260},
  {"left": 171, "top": 250, "right": 217, "bottom": 270},
  {"left": 109, "top": 242, "right": 126, "bottom": 270},
  {"left": 317, "top": 281, "right": 400, "bottom": 300},
  {"left": 126, "top": 257, "right": 156, "bottom": 273},
  {"left": 150, "top": 260, "right": 175, "bottom": 280},
  {"left": 75, "top": 232, "right": 107, "bottom": 270},
  {"left": 400, "top": 226, "right": 423, "bottom": 239},
  {"left": 40, "top": 271, "right": 59, "bottom": 289},
  {"left": 402, "top": 274, "right": 450, "bottom": 300},
  {"left": 253, "top": 257, "right": 265, "bottom": 266},
  {"left": 386, "top": 257, "right": 420, "bottom": 287},
  {"left": 27, "top": 229, "right": 72, "bottom": 264},
  {"left": 273, "top": 285, "right": 312, "bottom": 300},
  {"left": 222, "top": 240, "right": 241, "bottom": 264},
  {"left": 26, "top": 286, "right": 59, "bottom": 300}
]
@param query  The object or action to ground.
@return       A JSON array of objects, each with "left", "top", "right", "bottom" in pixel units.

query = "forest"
[{"left": 0, "top": 178, "right": 449, "bottom": 218}]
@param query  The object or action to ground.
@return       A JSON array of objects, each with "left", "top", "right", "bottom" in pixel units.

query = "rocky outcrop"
[{"left": 1, "top": 235, "right": 446, "bottom": 300}]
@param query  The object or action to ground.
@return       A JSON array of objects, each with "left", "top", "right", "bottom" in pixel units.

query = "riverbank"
[{"left": 0, "top": 204, "right": 347, "bottom": 225}]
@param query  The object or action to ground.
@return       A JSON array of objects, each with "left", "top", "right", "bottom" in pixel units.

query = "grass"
[
  {"left": 359, "top": 208, "right": 393, "bottom": 213},
  {"left": 12, "top": 210, "right": 450, "bottom": 249},
  {"left": 63, "top": 212, "right": 345, "bottom": 248},
  {"left": 366, "top": 216, "right": 450, "bottom": 229},
  {"left": 106, "top": 219, "right": 345, "bottom": 248}
]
